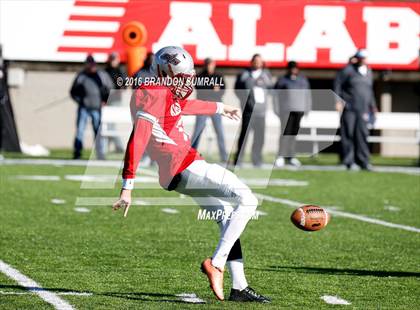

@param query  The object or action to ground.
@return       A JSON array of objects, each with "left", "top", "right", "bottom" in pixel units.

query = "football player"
[{"left": 113, "top": 46, "right": 270, "bottom": 303}]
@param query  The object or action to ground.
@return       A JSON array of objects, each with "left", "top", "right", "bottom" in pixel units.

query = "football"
[{"left": 291, "top": 205, "right": 330, "bottom": 231}]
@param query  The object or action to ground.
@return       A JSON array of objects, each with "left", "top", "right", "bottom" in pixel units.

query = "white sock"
[{"left": 227, "top": 259, "right": 248, "bottom": 290}]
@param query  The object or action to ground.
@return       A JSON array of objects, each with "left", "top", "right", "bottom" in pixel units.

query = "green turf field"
[{"left": 0, "top": 161, "right": 419, "bottom": 309}]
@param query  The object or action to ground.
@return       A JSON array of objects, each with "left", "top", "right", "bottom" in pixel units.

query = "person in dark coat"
[
  {"left": 233, "top": 54, "right": 273, "bottom": 167},
  {"left": 70, "top": 55, "right": 113, "bottom": 160},
  {"left": 191, "top": 58, "right": 227, "bottom": 162},
  {"left": 273, "top": 61, "right": 311, "bottom": 167},
  {"left": 132, "top": 52, "right": 155, "bottom": 166},
  {"left": 104, "top": 52, "right": 127, "bottom": 153},
  {"left": 0, "top": 44, "right": 21, "bottom": 153},
  {"left": 334, "top": 49, "right": 377, "bottom": 170},
  {"left": 105, "top": 52, "right": 127, "bottom": 88},
  {"left": 134, "top": 52, "right": 155, "bottom": 83}
]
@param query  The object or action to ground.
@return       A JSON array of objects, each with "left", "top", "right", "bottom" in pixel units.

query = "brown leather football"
[{"left": 291, "top": 205, "right": 330, "bottom": 231}]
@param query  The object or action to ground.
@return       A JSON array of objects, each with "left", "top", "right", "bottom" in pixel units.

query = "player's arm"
[
  {"left": 70, "top": 74, "right": 84, "bottom": 104},
  {"left": 182, "top": 99, "right": 241, "bottom": 121},
  {"left": 333, "top": 70, "right": 347, "bottom": 112},
  {"left": 112, "top": 116, "right": 153, "bottom": 217}
]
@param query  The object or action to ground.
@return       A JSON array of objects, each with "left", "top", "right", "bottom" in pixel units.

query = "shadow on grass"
[
  {"left": 253, "top": 266, "right": 420, "bottom": 278},
  {"left": 0, "top": 284, "right": 205, "bottom": 304}
]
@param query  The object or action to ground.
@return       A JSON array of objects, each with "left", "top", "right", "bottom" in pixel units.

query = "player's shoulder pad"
[
  {"left": 137, "top": 84, "right": 170, "bottom": 100},
  {"left": 134, "top": 85, "right": 171, "bottom": 112}
]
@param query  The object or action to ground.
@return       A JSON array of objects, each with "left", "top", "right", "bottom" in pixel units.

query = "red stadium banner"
[{"left": 1, "top": 0, "right": 419, "bottom": 69}]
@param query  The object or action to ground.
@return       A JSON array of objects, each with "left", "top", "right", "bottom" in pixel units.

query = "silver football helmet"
[{"left": 151, "top": 46, "right": 195, "bottom": 99}]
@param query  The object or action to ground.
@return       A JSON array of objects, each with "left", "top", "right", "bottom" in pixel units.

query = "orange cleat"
[{"left": 201, "top": 258, "right": 225, "bottom": 301}]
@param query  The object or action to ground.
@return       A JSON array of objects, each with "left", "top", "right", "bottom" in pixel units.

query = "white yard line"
[
  {"left": 14, "top": 175, "right": 60, "bottom": 181},
  {"left": 255, "top": 210, "right": 268, "bottom": 216},
  {"left": 256, "top": 193, "right": 420, "bottom": 233},
  {"left": 0, "top": 260, "right": 75, "bottom": 310},
  {"left": 74, "top": 207, "right": 91, "bottom": 213},
  {"left": 75, "top": 197, "right": 151, "bottom": 206},
  {"left": 2, "top": 158, "right": 419, "bottom": 175},
  {"left": 243, "top": 163, "right": 420, "bottom": 175},
  {"left": 2, "top": 158, "right": 119, "bottom": 167},
  {"left": 176, "top": 293, "right": 206, "bottom": 304},
  {"left": 321, "top": 295, "right": 351, "bottom": 305},
  {"left": 51, "top": 199, "right": 66, "bottom": 205},
  {"left": 241, "top": 178, "right": 308, "bottom": 187},
  {"left": 0, "top": 290, "right": 92, "bottom": 296},
  {"left": 384, "top": 205, "right": 400, "bottom": 212},
  {"left": 161, "top": 208, "right": 179, "bottom": 214},
  {"left": 75, "top": 197, "right": 240, "bottom": 206},
  {"left": 13, "top": 174, "right": 305, "bottom": 188}
]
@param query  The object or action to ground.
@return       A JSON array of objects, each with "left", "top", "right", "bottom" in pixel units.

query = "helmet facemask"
[
  {"left": 157, "top": 64, "right": 195, "bottom": 100},
  {"left": 153, "top": 46, "right": 196, "bottom": 100},
  {"left": 170, "top": 72, "right": 195, "bottom": 100}
]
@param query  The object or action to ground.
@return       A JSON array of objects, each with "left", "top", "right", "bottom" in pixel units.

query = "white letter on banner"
[
  {"left": 153, "top": 2, "right": 226, "bottom": 60},
  {"left": 363, "top": 7, "right": 419, "bottom": 65},
  {"left": 228, "top": 4, "right": 284, "bottom": 61},
  {"left": 287, "top": 6, "right": 356, "bottom": 63}
]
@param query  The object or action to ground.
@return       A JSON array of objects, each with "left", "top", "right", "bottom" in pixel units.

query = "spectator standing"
[
  {"left": 70, "top": 55, "right": 113, "bottom": 160},
  {"left": 233, "top": 54, "right": 272, "bottom": 167},
  {"left": 105, "top": 52, "right": 127, "bottom": 87},
  {"left": 273, "top": 61, "right": 311, "bottom": 167},
  {"left": 104, "top": 52, "right": 127, "bottom": 153},
  {"left": 134, "top": 52, "right": 155, "bottom": 82},
  {"left": 0, "top": 44, "right": 21, "bottom": 153},
  {"left": 191, "top": 58, "right": 227, "bottom": 162},
  {"left": 133, "top": 52, "right": 155, "bottom": 166},
  {"left": 334, "top": 49, "right": 377, "bottom": 170}
]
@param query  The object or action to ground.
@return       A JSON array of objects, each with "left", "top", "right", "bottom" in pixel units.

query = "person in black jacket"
[
  {"left": 334, "top": 50, "right": 377, "bottom": 170},
  {"left": 0, "top": 44, "right": 21, "bottom": 153},
  {"left": 191, "top": 58, "right": 227, "bottom": 162},
  {"left": 70, "top": 55, "right": 113, "bottom": 159},
  {"left": 134, "top": 52, "right": 155, "bottom": 83},
  {"left": 273, "top": 61, "right": 311, "bottom": 167}
]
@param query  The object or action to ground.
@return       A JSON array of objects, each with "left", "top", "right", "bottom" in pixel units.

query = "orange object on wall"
[{"left": 122, "top": 21, "right": 147, "bottom": 77}]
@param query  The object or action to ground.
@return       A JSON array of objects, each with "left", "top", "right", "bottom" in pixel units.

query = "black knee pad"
[{"left": 227, "top": 239, "right": 243, "bottom": 261}]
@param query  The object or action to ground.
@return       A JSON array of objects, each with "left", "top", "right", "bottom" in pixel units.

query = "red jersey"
[{"left": 122, "top": 85, "right": 222, "bottom": 189}]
